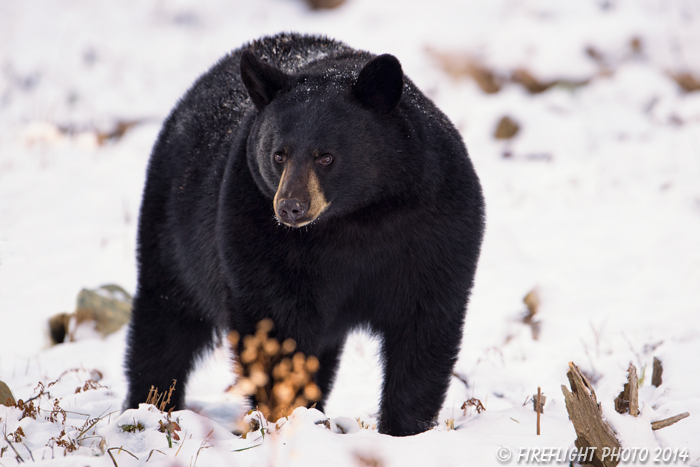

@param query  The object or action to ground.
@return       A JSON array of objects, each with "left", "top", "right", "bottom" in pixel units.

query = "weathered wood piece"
[
  {"left": 628, "top": 364, "right": 639, "bottom": 416},
  {"left": 651, "top": 412, "right": 690, "bottom": 431},
  {"left": 562, "top": 362, "right": 621, "bottom": 467},
  {"left": 614, "top": 363, "right": 639, "bottom": 416},
  {"left": 652, "top": 357, "right": 663, "bottom": 387}
]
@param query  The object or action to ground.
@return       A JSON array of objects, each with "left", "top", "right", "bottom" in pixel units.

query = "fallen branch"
[{"left": 651, "top": 412, "right": 690, "bottom": 431}]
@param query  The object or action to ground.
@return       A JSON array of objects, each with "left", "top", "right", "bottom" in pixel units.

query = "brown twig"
[
  {"left": 107, "top": 446, "right": 139, "bottom": 467},
  {"left": 145, "top": 449, "right": 166, "bottom": 462},
  {"left": 651, "top": 412, "right": 690, "bottom": 431},
  {"left": 536, "top": 387, "right": 541, "bottom": 435},
  {"left": 192, "top": 429, "right": 214, "bottom": 466},
  {"left": 175, "top": 429, "right": 187, "bottom": 456},
  {"left": 2, "top": 428, "right": 24, "bottom": 463}
]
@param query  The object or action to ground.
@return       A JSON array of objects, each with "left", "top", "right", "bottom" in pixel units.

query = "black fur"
[
  {"left": 240, "top": 50, "right": 289, "bottom": 110},
  {"left": 124, "top": 33, "right": 485, "bottom": 437},
  {"left": 353, "top": 54, "right": 403, "bottom": 113}
]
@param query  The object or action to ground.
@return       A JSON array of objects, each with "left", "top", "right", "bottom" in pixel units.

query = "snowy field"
[{"left": 1, "top": 0, "right": 700, "bottom": 465}]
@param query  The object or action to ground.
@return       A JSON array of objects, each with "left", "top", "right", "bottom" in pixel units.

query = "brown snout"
[
  {"left": 273, "top": 157, "right": 330, "bottom": 227},
  {"left": 276, "top": 198, "right": 309, "bottom": 225}
]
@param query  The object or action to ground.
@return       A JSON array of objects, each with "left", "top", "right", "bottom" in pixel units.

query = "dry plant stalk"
[
  {"left": 536, "top": 386, "right": 541, "bottom": 435},
  {"left": 145, "top": 380, "right": 177, "bottom": 411},
  {"left": 561, "top": 362, "right": 621, "bottom": 467},
  {"left": 230, "top": 319, "right": 321, "bottom": 422},
  {"left": 461, "top": 397, "right": 485, "bottom": 415}
]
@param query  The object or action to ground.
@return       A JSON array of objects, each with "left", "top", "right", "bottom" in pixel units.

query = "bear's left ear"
[
  {"left": 353, "top": 54, "right": 403, "bottom": 113},
  {"left": 240, "top": 49, "right": 289, "bottom": 110}
]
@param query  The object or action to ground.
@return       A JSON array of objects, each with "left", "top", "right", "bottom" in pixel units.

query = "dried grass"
[{"left": 229, "top": 319, "right": 321, "bottom": 422}]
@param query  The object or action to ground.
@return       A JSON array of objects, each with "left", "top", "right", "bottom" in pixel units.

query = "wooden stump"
[
  {"left": 562, "top": 362, "right": 621, "bottom": 467},
  {"left": 614, "top": 363, "right": 639, "bottom": 416}
]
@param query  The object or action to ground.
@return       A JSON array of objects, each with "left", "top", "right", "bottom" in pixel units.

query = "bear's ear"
[
  {"left": 353, "top": 54, "right": 403, "bottom": 113},
  {"left": 240, "top": 50, "right": 289, "bottom": 110}
]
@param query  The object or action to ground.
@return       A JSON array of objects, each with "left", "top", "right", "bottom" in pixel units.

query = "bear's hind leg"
[{"left": 377, "top": 319, "right": 462, "bottom": 436}]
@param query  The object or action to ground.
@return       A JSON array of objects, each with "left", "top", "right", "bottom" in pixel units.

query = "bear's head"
[{"left": 241, "top": 50, "right": 416, "bottom": 228}]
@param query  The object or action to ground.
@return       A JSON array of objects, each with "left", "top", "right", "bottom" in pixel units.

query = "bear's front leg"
[
  {"left": 377, "top": 315, "right": 463, "bottom": 436},
  {"left": 124, "top": 289, "right": 216, "bottom": 411}
]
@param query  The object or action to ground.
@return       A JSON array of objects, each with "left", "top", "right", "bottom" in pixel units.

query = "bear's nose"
[{"left": 277, "top": 199, "right": 309, "bottom": 225}]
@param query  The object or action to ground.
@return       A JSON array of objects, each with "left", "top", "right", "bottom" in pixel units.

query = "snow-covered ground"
[{"left": 1, "top": 0, "right": 700, "bottom": 465}]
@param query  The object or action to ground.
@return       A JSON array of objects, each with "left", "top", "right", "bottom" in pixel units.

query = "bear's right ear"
[
  {"left": 240, "top": 50, "right": 289, "bottom": 110},
  {"left": 353, "top": 54, "right": 403, "bottom": 113}
]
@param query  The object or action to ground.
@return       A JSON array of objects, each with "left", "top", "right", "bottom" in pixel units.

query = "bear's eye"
[
  {"left": 274, "top": 152, "right": 286, "bottom": 164},
  {"left": 317, "top": 154, "right": 333, "bottom": 166}
]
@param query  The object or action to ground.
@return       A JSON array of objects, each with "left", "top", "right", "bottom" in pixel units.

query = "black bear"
[{"left": 124, "top": 33, "right": 484, "bottom": 437}]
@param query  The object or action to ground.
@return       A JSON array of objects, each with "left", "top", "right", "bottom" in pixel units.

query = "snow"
[{"left": 2, "top": 0, "right": 700, "bottom": 465}]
